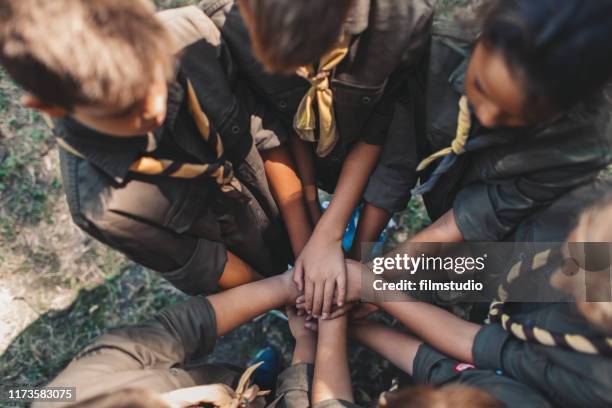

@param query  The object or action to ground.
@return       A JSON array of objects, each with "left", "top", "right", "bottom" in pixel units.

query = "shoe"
[{"left": 246, "top": 346, "right": 280, "bottom": 392}]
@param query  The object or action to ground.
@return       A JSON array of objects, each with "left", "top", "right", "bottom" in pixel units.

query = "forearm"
[
  {"left": 313, "top": 316, "right": 353, "bottom": 404},
  {"left": 208, "top": 271, "right": 299, "bottom": 336},
  {"left": 349, "top": 203, "right": 392, "bottom": 260},
  {"left": 409, "top": 209, "right": 464, "bottom": 243},
  {"left": 374, "top": 297, "right": 480, "bottom": 363},
  {"left": 262, "top": 145, "right": 313, "bottom": 255},
  {"left": 350, "top": 322, "right": 421, "bottom": 375},
  {"left": 289, "top": 134, "right": 322, "bottom": 225},
  {"left": 316, "top": 142, "right": 382, "bottom": 239},
  {"left": 292, "top": 335, "right": 317, "bottom": 365}
]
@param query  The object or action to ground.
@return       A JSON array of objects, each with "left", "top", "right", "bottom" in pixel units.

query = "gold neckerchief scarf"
[
  {"left": 416, "top": 95, "right": 472, "bottom": 172},
  {"left": 47, "top": 80, "right": 245, "bottom": 200},
  {"left": 293, "top": 34, "right": 351, "bottom": 158}
]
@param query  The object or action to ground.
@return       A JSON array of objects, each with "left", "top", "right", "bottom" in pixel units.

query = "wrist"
[
  {"left": 282, "top": 270, "right": 300, "bottom": 304},
  {"left": 313, "top": 217, "right": 344, "bottom": 241},
  {"left": 318, "top": 315, "right": 347, "bottom": 343}
]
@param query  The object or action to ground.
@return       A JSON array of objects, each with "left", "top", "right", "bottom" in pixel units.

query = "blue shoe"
[{"left": 246, "top": 346, "right": 280, "bottom": 391}]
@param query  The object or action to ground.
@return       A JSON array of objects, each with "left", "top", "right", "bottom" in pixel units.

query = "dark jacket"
[
  {"left": 57, "top": 6, "right": 293, "bottom": 295},
  {"left": 418, "top": 21, "right": 612, "bottom": 241},
  {"left": 413, "top": 344, "right": 552, "bottom": 408},
  {"left": 474, "top": 303, "right": 612, "bottom": 407}
]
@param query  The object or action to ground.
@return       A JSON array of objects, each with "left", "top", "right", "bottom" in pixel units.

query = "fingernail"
[{"left": 322, "top": 313, "right": 329, "bottom": 319}]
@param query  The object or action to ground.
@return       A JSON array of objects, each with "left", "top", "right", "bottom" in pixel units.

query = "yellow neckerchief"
[
  {"left": 488, "top": 248, "right": 612, "bottom": 356},
  {"left": 47, "top": 80, "right": 244, "bottom": 198},
  {"left": 416, "top": 95, "right": 471, "bottom": 172},
  {"left": 293, "top": 34, "right": 351, "bottom": 158}
]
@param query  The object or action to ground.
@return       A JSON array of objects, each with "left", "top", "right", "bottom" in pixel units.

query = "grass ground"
[{"left": 0, "top": 1, "right": 475, "bottom": 407}]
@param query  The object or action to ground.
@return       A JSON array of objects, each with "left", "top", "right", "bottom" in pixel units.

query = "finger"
[
  {"left": 304, "top": 280, "right": 315, "bottom": 314},
  {"left": 304, "top": 321, "right": 318, "bottom": 332},
  {"left": 311, "top": 282, "right": 325, "bottom": 317},
  {"left": 296, "top": 295, "right": 305, "bottom": 305},
  {"left": 293, "top": 261, "right": 304, "bottom": 292},
  {"left": 336, "top": 274, "right": 347, "bottom": 307},
  {"left": 351, "top": 303, "right": 379, "bottom": 320},
  {"left": 329, "top": 303, "right": 355, "bottom": 319},
  {"left": 321, "top": 280, "right": 336, "bottom": 319},
  {"left": 297, "top": 308, "right": 305, "bottom": 317}
]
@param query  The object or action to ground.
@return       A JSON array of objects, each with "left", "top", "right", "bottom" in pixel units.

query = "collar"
[
  {"left": 56, "top": 80, "right": 186, "bottom": 184},
  {"left": 344, "top": 0, "right": 371, "bottom": 35}
]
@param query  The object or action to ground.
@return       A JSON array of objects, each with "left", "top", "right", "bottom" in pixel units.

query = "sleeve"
[
  {"left": 454, "top": 167, "right": 602, "bottom": 241},
  {"left": 37, "top": 297, "right": 218, "bottom": 407},
  {"left": 363, "top": 96, "right": 419, "bottom": 213},
  {"left": 61, "top": 152, "right": 227, "bottom": 295},
  {"left": 472, "top": 324, "right": 612, "bottom": 407},
  {"left": 415, "top": 342, "right": 552, "bottom": 408},
  {"left": 83, "top": 208, "right": 227, "bottom": 295},
  {"left": 454, "top": 104, "right": 611, "bottom": 242},
  {"left": 271, "top": 363, "right": 313, "bottom": 408}
]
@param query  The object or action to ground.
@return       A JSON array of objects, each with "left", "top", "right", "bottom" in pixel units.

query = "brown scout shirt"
[
  {"left": 201, "top": 0, "right": 435, "bottom": 214},
  {"left": 57, "top": 6, "right": 294, "bottom": 295}
]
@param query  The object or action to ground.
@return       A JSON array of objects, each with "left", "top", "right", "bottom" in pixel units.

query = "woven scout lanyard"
[
  {"left": 293, "top": 34, "right": 351, "bottom": 158},
  {"left": 46, "top": 80, "right": 246, "bottom": 201},
  {"left": 488, "top": 248, "right": 612, "bottom": 356}
]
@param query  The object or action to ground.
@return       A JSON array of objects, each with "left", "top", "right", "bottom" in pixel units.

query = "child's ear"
[
  {"left": 20, "top": 93, "right": 68, "bottom": 117},
  {"left": 142, "top": 79, "right": 168, "bottom": 127}
]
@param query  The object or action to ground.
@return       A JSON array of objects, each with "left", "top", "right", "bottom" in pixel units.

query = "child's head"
[
  {"left": 551, "top": 195, "right": 612, "bottom": 333},
  {"left": 466, "top": 0, "right": 612, "bottom": 128},
  {"left": 377, "top": 385, "right": 502, "bottom": 408},
  {"left": 237, "top": 0, "right": 354, "bottom": 73},
  {"left": 0, "top": 0, "right": 175, "bottom": 137}
]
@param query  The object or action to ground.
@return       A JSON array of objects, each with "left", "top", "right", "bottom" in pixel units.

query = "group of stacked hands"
[{"left": 1, "top": 0, "right": 612, "bottom": 407}]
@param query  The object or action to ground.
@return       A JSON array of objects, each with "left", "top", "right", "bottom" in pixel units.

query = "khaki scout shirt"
[
  {"left": 199, "top": 0, "right": 434, "bottom": 213},
  {"left": 57, "top": 7, "right": 293, "bottom": 295},
  {"left": 34, "top": 298, "right": 335, "bottom": 408},
  {"left": 201, "top": 0, "right": 434, "bottom": 148},
  {"left": 417, "top": 20, "right": 612, "bottom": 242}
]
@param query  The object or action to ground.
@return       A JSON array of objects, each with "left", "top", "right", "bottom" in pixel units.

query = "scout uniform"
[
  {"left": 411, "top": 344, "right": 552, "bottom": 407},
  {"left": 200, "top": 0, "right": 435, "bottom": 215},
  {"left": 33, "top": 297, "right": 321, "bottom": 408},
  {"left": 480, "top": 278, "right": 612, "bottom": 407},
  {"left": 411, "top": 19, "right": 612, "bottom": 241},
  {"left": 56, "top": 6, "right": 293, "bottom": 294}
]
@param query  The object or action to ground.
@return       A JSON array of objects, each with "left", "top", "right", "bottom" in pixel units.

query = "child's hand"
[
  {"left": 295, "top": 259, "right": 366, "bottom": 318},
  {"left": 293, "top": 231, "right": 346, "bottom": 318},
  {"left": 287, "top": 307, "right": 317, "bottom": 339}
]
